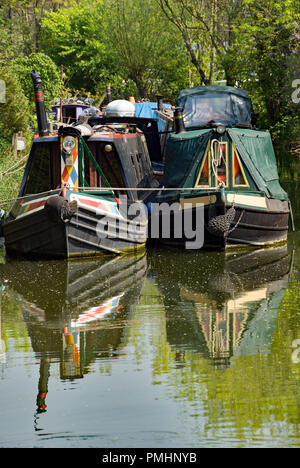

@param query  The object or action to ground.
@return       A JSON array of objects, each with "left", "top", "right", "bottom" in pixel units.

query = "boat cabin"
[
  {"left": 51, "top": 100, "right": 96, "bottom": 124},
  {"left": 2, "top": 71, "right": 159, "bottom": 258},
  {"left": 18, "top": 122, "right": 158, "bottom": 204},
  {"left": 162, "top": 86, "right": 288, "bottom": 203}
]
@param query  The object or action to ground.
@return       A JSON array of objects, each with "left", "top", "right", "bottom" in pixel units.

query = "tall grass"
[{"left": 0, "top": 145, "right": 28, "bottom": 212}]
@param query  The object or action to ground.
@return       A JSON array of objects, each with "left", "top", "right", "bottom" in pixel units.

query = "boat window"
[
  {"left": 233, "top": 147, "right": 248, "bottom": 186},
  {"left": 212, "top": 141, "right": 228, "bottom": 187},
  {"left": 62, "top": 106, "right": 77, "bottom": 124},
  {"left": 195, "top": 141, "right": 228, "bottom": 187},
  {"left": 97, "top": 144, "right": 126, "bottom": 191},
  {"left": 23, "top": 143, "right": 52, "bottom": 195},
  {"left": 195, "top": 148, "right": 210, "bottom": 187},
  {"left": 182, "top": 93, "right": 252, "bottom": 129}
]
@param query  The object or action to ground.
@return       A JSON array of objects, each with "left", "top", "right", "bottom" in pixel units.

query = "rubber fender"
[{"left": 44, "top": 196, "right": 77, "bottom": 221}]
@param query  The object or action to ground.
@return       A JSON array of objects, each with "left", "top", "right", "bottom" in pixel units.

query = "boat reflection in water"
[
  {"left": 151, "top": 245, "right": 292, "bottom": 368},
  {"left": 0, "top": 253, "right": 147, "bottom": 413}
]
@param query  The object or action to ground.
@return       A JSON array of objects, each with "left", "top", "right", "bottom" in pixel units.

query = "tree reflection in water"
[{"left": 0, "top": 241, "right": 299, "bottom": 446}]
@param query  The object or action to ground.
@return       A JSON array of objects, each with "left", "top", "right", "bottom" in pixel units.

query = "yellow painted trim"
[
  {"left": 232, "top": 144, "right": 249, "bottom": 188},
  {"left": 194, "top": 142, "right": 211, "bottom": 188},
  {"left": 179, "top": 195, "right": 217, "bottom": 209}
]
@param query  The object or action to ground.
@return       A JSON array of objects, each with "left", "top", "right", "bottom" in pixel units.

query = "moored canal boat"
[
  {"left": 149, "top": 85, "right": 291, "bottom": 250},
  {"left": 51, "top": 97, "right": 99, "bottom": 125},
  {"left": 2, "top": 71, "right": 158, "bottom": 259}
]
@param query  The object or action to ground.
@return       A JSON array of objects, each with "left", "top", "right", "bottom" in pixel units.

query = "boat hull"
[
  {"left": 3, "top": 193, "right": 147, "bottom": 259},
  {"left": 226, "top": 200, "right": 289, "bottom": 248},
  {"left": 148, "top": 194, "right": 290, "bottom": 251}
]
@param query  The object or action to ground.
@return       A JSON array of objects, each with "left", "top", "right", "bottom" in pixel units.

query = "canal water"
[{"left": 0, "top": 180, "right": 299, "bottom": 448}]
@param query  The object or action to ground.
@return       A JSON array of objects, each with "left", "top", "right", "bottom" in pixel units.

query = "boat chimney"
[
  {"left": 156, "top": 95, "right": 164, "bottom": 111},
  {"left": 106, "top": 85, "right": 112, "bottom": 104},
  {"left": 31, "top": 70, "right": 49, "bottom": 137},
  {"left": 174, "top": 107, "right": 185, "bottom": 134}
]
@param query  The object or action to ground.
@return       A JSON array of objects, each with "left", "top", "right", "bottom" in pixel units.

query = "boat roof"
[
  {"left": 176, "top": 85, "right": 251, "bottom": 104},
  {"left": 176, "top": 85, "right": 253, "bottom": 129}
]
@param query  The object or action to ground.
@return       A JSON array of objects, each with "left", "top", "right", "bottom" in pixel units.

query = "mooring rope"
[
  {"left": 0, "top": 164, "right": 26, "bottom": 179},
  {"left": 74, "top": 186, "right": 220, "bottom": 192},
  {"left": 211, "top": 139, "right": 226, "bottom": 185},
  {"left": 0, "top": 185, "right": 221, "bottom": 208},
  {"left": 0, "top": 145, "right": 13, "bottom": 158},
  {"left": 0, "top": 153, "right": 29, "bottom": 180},
  {"left": 0, "top": 188, "right": 61, "bottom": 206}
]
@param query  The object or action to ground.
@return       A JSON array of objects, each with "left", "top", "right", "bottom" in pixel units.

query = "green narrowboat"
[{"left": 150, "top": 85, "right": 291, "bottom": 250}]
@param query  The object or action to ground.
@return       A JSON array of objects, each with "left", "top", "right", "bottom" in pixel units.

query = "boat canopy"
[
  {"left": 176, "top": 86, "right": 253, "bottom": 129},
  {"left": 162, "top": 127, "right": 288, "bottom": 201},
  {"left": 135, "top": 102, "right": 171, "bottom": 131},
  {"left": 135, "top": 101, "right": 171, "bottom": 117},
  {"left": 228, "top": 128, "right": 288, "bottom": 200}
]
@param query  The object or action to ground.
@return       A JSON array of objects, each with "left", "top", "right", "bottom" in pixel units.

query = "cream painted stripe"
[
  {"left": 227, "top": 288, "right": 267, "bottom": 313},
  {"left": 17, "top": 196, "right": 50, "bottom": 219},
  {"left": 227, "top": 193, "right": 267, "bottom": 208},
  {"left": 21, "top": 195, "right": 49, "bottom": 208},
  {"left": 180, "top": 195, "right": 217, "bottom": 210},
  {"left": 70, "top": 193, "right": 124, "bottom": 221}
]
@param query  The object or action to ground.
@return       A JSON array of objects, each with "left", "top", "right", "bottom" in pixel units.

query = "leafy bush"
[
  {"left": 0, "top": 66, "right": 30, "bottom": 141},
  {"left": 12, "top": 52, "right": 61, "bottom": 120}
]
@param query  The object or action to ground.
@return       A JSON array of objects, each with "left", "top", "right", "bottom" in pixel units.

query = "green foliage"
[
  {"left": 0, "top": 146, "right": 27, "bottom": 209},
  {"left": 220, "top": 0, "right": 300, "bottom": 150},
  {"left": 0, "top": 5, "right": 25, "bottom": 68},
  {"left": 40, "top": 2, "right": 117, "bottom": 95},
  {"left": 40, "top": 0, "right": 189, "bottom": 102},
  {"left": 0, "top": 65, "right": 31, "bottom": 204},
  {"left": 0, "top": 0, "right": 299, "bottom": 155},
  {"left": 12, "top": 52, "right": 61, "bottom": 115},
  {"left": 0, "top": 66, "right": 30, "bottom": 141},
  {"left": 157, "top": 0, "right": 300, "bottom": 152},
  {"left": 108, "top": 0, "right": 189, "bottom": 100}
]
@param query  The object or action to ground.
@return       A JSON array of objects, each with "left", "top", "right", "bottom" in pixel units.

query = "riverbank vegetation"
[{"left": 0, "top": 0, "right": 299, "bottom": 186}]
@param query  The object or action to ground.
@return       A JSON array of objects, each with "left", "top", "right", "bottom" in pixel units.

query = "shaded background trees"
[{"left": 0, "top": 0, "right": 299, "bottom": 154}]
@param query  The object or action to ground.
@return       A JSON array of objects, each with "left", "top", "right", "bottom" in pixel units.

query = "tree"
[
  {"left": 157, "top": 0, "right": 300, "bottom": 150},
  {"left": 237, "top": 0, "right": 300, "bottom": 123},
  {"left": 0, "top": 66, "right": 30, "bottom": 145},
  {"left": 0, "top": 2, "right": 27, "bottom": 67},
  {"left": 40, "top": 2, "right": 118, "bottom": 95},
  {"left": 109, "top": 0, "right": 189, "bottom": 100},
  {"left": 12, "top": 52, "right": 61, "bottom": 116},
  {"left": 40, "top": 0, "right": 190, "bottom": 101},
  {"left": 157, "top": 0, "right": 244, "bottom": 86},
  {"left": 0, "top": 0, "right": 75, "bottom": 55}
]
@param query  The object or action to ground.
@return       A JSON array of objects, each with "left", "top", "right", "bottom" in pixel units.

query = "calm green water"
[{"left": 0, "top": 181, "right": 299, "bottom": 448}]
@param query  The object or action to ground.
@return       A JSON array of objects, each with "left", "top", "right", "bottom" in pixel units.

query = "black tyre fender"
[{"left": 44, "top": 196, "right": 77, "bottom": 222}]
